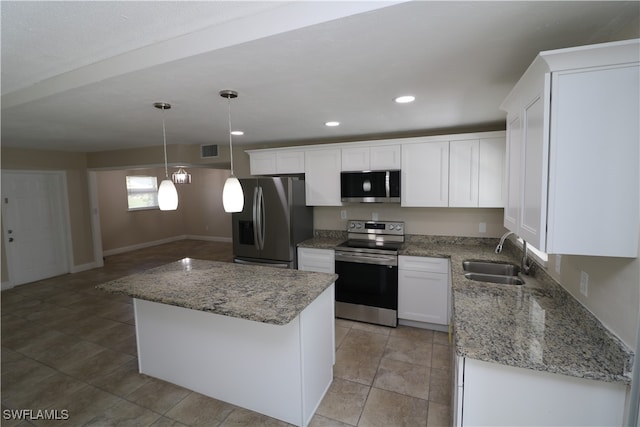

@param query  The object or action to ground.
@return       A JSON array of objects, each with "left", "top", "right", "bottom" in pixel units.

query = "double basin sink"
[{"left": 463, "top": 260, "right": 525, "bottom": 285}]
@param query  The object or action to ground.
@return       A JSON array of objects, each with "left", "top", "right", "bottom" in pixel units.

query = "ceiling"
[{"left": 1, "top": 1, "right": 638, "bottom": 153}]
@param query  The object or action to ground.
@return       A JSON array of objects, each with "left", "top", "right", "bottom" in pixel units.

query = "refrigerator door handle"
[
  {"left": 252, "top": 186, "right": 260, "bottom": 250},
  {"left": 257, "top": 186, "right": 265, "bottom": 250}
]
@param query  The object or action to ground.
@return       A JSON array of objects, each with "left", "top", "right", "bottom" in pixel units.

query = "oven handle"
[{"left": 335, "top": 251, "right": 397, "bottom": 266}]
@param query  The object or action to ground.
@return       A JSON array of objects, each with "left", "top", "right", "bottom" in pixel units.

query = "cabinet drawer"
[
  {"left": 297, "top": 248, "right": 335, "bottom": 273},
  {"left": 399, "top": 255, "right": 448, "bottom": 273}
]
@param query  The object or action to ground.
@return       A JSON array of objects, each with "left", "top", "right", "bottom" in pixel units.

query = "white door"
[{"left": 2, "top": 171, "right": 70, "bottom": 286}]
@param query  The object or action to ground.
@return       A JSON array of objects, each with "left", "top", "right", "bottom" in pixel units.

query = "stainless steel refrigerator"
[{"left": 232, "top": 177, "right": 313, "bottom": 269}]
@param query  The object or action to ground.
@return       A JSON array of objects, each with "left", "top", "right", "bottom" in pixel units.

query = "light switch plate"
[
  {"left": 555, "top": 255, "right": 562, "bottom": 274},
  {"left": 479, "top": 222, "right": 487, "bottom": 233}
]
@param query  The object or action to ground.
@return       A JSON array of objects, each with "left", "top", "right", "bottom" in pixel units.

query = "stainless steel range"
[{"left": 334, "top": 220, "right": 404, "bottom": 327}]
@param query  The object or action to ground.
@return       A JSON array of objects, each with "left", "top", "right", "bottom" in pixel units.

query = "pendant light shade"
[
  {"left": 158, "top": 179, "right": 179, "bottom": 210},
  {"left": 220, "top": 90, "right": 244, "bottom": 213},
  {"left": 222, "top": 175, "right": 244, "bottom": 212},
  {"left": 154, "top": 102, "right": 178, "bottom": 211}
]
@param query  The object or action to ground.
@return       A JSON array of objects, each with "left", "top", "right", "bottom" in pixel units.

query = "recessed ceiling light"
[
  {"left": 325, "top": 121, "right": 340, "bottom": 127},
  {"left": 394, "top": 95, "right": 415, "bottom": 104},
  {"left": 231, "top": 130, "right": 244, "bottom": 136}
]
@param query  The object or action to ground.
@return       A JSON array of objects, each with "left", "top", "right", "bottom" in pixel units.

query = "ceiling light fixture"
[
  {"left": 172, "top": 167, "right": 192, "bottom": 184},
  {"left": 394, "top": 95, "right": 415, "bottom": 104},
  {"left": 325, "top": 121, "right": 340, "bottom": 127},
  {"left": 231, "top": 130, "right": 244, "bottom": 136},
  {"left": 220, "top": 90, "right": 244, "bottom": 213},
  {"left": 154, "top": 102, "right": 178, "bottom": 211}
]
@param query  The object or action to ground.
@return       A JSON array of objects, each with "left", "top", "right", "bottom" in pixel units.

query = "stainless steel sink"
[
  {"left": 462, "top": 260, "right": 525, "bottom": 285},
  {"left": 463, "top": 272, "right": 525, "bottom": 285},
  {"left": 462, "top": 260, "right": 520, "bottom": 276}
]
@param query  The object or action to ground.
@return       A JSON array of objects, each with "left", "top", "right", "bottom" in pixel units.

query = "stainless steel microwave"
[{"left": 340, "top": 170, "right": 401, "bottom": 203}]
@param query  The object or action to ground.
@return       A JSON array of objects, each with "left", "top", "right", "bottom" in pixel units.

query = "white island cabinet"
[
  {"left": 501, "top": 39, "right": 639, "bottom": 257},
  {"left": 97, "top": 259, "right": 337, "bottom": 427},
  {"left": 454, "top": 356, "right": 627, "bottom": 426}
]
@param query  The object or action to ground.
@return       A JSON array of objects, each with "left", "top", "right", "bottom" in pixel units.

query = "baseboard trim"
[
  {"left": 70, "top": 261, "right": 101, "bottom": 273},
  {"left": 1, "top": 280, "right": 15, "bottom": 291},
  {"left": 103, "top": 235, "right": 232, "bottom": 257}
]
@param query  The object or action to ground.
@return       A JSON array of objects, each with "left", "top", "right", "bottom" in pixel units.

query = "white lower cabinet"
[
  {"left": 453, "top": 356, "right": 627, "bottom": 427},
  {"left": 398, "top": 256, "right": 449, "bottom": 326},
  {"left": 297, "top": 247, "right": 335, "bottom": 274}
]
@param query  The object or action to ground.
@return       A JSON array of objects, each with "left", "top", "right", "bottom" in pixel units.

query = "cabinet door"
[
  {"left": 401, "top": 141, "right": 449, "bottom": 207},
  {"left": 276, "top": 150, "right": 305, "bottom": 174},
  {"left": 519, "top": 83, "right": 550, "bottom": 251},
  {"left": 449, "top": 140, "right": 479, "bottom": 207},
  {"left": 370, "top": 145, "right": 401, "bottom": 170},
  {"left": 546, "top": 64, "right": 639, "bottom": 257},
  {"left": 249, "top": 152, "right": 277, "bottom": 176},
  {"left": 478, "top": 137, "right": 506, "bottom": 208},
  {"left": 341, "top": 147, "right": 370, "bottom": 171},
  {"left": 305, "top": 149, "right": 342, "bottom": 206},
  {"left": 503, "top": 116, "right": 521, "bottom": 231},
  {"left": 398, "top": 269, "right": 448, "bottom": 324},
  {"left": 297, "top": 248, "right": 335, "bottom": 273}
]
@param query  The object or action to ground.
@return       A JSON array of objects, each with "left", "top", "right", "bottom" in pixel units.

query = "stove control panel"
[{"left": 347, "top": 220, "right": 404, "bottom": 235}]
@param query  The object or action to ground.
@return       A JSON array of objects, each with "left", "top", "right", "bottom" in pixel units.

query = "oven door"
[{"left": 334, "top": 253, "right": 398, "bottom": 310}]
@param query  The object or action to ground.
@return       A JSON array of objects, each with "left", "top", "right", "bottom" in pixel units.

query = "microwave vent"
[{"left": 201, "top": 144, "right": 219, "bottom": 159}]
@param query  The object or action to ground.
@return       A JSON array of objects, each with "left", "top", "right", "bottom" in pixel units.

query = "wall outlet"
[
  {"left": 340, "top": 210, "right": 347, "bottom": 220},
  {"left": 478, "top": 222, "right": 487, "bottom": 233},
  {"left": 580, "top": 271, "right": 589, "bottom": 297},
  {"left": 372, "top": 212, "right": 379, "bottom": 221},
  {"left": 555, "top": 255, "right": 562, "bottom": 274}
]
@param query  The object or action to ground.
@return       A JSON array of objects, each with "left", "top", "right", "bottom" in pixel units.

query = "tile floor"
[{"left": 1, "top": 240, "right": 452, "bottom": 426}]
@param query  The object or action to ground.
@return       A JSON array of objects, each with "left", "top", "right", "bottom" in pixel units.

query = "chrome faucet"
[
  {"left": 495, "top": 231, "right": 515, "bottom": 254},
  {"left": 496, "top": 231, "right": 532, "bottom": 275}
]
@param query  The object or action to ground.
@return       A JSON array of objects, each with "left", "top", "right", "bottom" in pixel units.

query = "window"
[{"left": 126, "top": 176, "right": 158, "bottom": 210}]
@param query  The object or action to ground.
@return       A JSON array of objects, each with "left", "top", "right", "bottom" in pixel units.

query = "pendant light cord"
[
  {"left": 227, "top": 96, "right": 235, "bottom": 176},
  {"left": 161, "top": 107, "right": 169, "bottom": 179}
]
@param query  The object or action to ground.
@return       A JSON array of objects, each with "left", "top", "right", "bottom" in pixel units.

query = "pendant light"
[
  {"left": 220, "top": 90, "right": 244, "bottom": 213},
  {"left": 154, "top": 102, "right": 178, "bottom": 211},
  {"left": 172, "top": 167, "right": 192, "bottom": 184}
]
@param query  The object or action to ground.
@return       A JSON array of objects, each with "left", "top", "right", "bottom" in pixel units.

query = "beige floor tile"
[
  {"left": 315, "top": 378, "right": 369, "bottom": 425},
  {"left": 430, "top": 344, "right": 452, "bottom": 371},
  {"left": 164, "top": 392, "right": 235, "bottom": 426},
  {"left": 85, "top": 398, "right": 161, "bottom": 426},
  {"left": 426, "top": 401, "right": 452, "bottom": 427},
  {"left": 373, "top": 358, "right": 430, "bottom": 400},
  {"left": 351, "top": 322, "right": 391, "bottom": 336},
  {"left": 58, "top": 348, "right": 134, "bottom": 381},
  {"left": 335, "top": 326, "right": 350, "bottom": 349},
  {"left": 390, "top": 326, "right": 434, "bottom": 342},
  {"left": 32, "top": 384, "right": 121, "bottom": 427},
  {"left": 358, "top": 388, "right": 427, "bottom": 427},
  {"left": 309, "top": 414, "right": 355, "bottom": 426},
  {"left": 432, "top": 331, "right": 451, "bottom": 346},
  {"left": 37, "top": 338, "right": 105, "bottom": 370},
  {"left": 126, "top": 378, "right": 192, "bottom": 414},
  {"left": 1, "top": 357, "right": 57, "bottom": 400},
  {"left": 151, "top": 417, "right": 190, "bottom": 427},
  {"left": 89, "top": 358, "right": 150, "bottom": 397},
  {"left": 334, "top": 348, "right": 381, "bottom": 386},
  {"left": 3, "top": 371, "right": 86, "bottom": 409},
  {"left": 219, "top": 407, "right": 290, "bottom": 426},
  {"left": 428, "top": 368, "right": 452, "bottom": 405},
  {"left": 338, "top": 330, "right": 388, "bottom": 356},
  {"left": 335, "top": 318, "right": 356, "bottom": 329},
  {"left": 383, "top": 336, "right": 432, "bottom": 366}
]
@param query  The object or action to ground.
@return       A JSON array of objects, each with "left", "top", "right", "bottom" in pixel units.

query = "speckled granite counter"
[
  {"left": 97, "top": 258, "right": 338, "bottom": 325},
  {"left": 298, "top": 232, "right": 633, "bottom": 384}
]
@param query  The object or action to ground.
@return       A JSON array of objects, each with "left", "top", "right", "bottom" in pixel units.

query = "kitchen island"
[{"left": 97, "top": 258, "right": 338, "bottom": 427}]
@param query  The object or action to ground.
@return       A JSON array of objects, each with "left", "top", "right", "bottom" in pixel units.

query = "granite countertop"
[
  {"left": 97, "top": 258, "right": 338, "bottom": 326},
  {"left": 299, "top": 232, "right": 633, "bottom": 384}
]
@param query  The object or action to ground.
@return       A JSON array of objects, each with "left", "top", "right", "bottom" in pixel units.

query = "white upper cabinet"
[
  {"left": 478, "top": 137, "right": 505, "bottom": 208},
  {"left": 304, "top": 148, "right": 342, "bottom": 206},
  {"left": 341, "top": 145, "right": 401, "bottom": 171},
  {"left": 501, "top": 39, "right": 639, "bottom": 257},
  {"left": 449, "top": 140, "right": 479, "bottom": 207},
  {"left": 401, "top": 140, "right": 450, "bottom": 207},
  {"left": 247, "top": 149, "right": 305, "bottom": 176}
]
